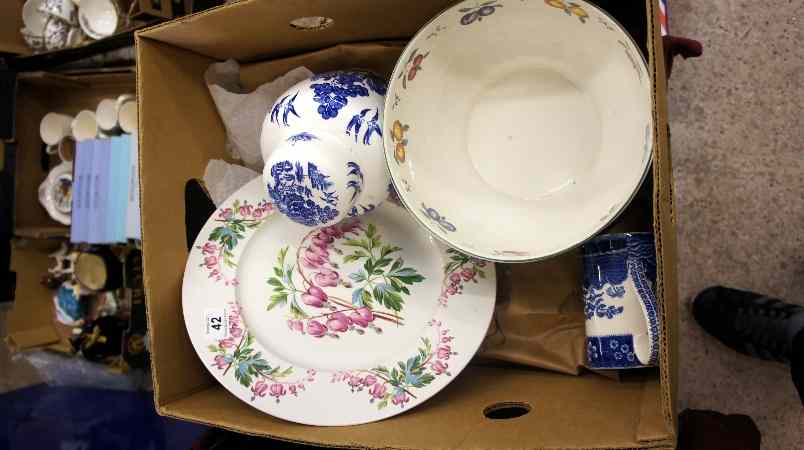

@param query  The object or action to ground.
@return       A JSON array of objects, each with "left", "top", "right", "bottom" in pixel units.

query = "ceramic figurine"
[{"left": 260, "top": 71, "right": 390, "bottom": 227}]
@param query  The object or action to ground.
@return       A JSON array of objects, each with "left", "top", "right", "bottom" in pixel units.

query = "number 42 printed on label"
[{"left": 204, "top": 308, "right": 229, "bottom": 341}]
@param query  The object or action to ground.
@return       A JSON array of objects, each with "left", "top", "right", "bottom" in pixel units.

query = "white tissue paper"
[
  {"left": 203, "top": 159, "right": 261, "bottom": 206},
  {"left": 204, "top": 61, "right": 313, "bottom": 171}
]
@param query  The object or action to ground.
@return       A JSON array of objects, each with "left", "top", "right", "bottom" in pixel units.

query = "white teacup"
[
  {"left": 78, "top": 0, "right": 122, "bottom": 40},
  {"left": 71, "top": 110, "right": 99, "bottom": 141},
  {"left": 45, "top": 139, "right": 75, "bottom": 163},
  {"left": 96, "top": 94, "right": 134, "bottom": 134},
  {"left": 38, "top": 0, "right": 77, "bottom": 24},
  {"left": 40, "top": 112, "right": 74, "bottom": 146},
  {"left": 23, "top": 0, "right": 49, "bottom": 34},
  {"left": 261, "top": 71, "right": 390, "bottom": 227},
  {"left": 118, "top": 99, "right": 138, "bottom": 134},
  {"left": 583, "top": 233, "right": 660, "bottom": 370}
]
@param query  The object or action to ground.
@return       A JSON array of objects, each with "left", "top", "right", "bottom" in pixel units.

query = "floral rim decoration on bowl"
[{"left": 383, "top": 0, "right": 655, "bottom": 263}]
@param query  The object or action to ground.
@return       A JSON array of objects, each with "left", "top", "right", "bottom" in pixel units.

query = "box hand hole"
[{"left": 483, "top": 402, "right": 532, "bottom": 420}]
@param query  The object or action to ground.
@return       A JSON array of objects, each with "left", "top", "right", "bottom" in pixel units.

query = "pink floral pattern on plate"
[
  {"left": 331, "top": 319, "right": 456, "bottom": 409},
  {"left": 439, "top": 248, "right": 488, "bottom": 306},
  {"left": 197, "top": 200, "right": 274, "bottom": 285},
  {"left": 267, "top": 219, "right": 427, "bottom": 339},
  {"left": 208, "top": 302, "right": 316, "bottom": 402}
]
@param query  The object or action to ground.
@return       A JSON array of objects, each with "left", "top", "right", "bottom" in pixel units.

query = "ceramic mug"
[
  {"left": 71, "top": 110, "right": 99, "bottom": 141},
  {"left": 45, "top": 138, "right": 74, "bottom": 163},
  {"left": 78, "top": 0, "right": 122, "bottom": 40},
  {"left": 583, "top": 232, "right": 660, "bottom": 369},
  {"left": 40, "top": 112, "right": 74, "bottom": 145},
  {"left": 95, "top": 94, "right": 133, "bottom": 134},
  {"left": 23, "top": 0, "right": 49, "bottom": 32},
  {"left": 46, "top": 138, "right": 76, "bottom": 163},
  {"left": 119, "top": 97, "right": 138, "bottom": 134},
  {"left": 261, "top": 71, "right": 390, "bottom": 227},
  {"left": 38, "top": 0, "right": 77, "bottom": 24}
]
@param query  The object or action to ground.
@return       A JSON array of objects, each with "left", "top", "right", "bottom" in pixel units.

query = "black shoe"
[{"left": 692, "top": 286, "right": 804, "bottom": 364}]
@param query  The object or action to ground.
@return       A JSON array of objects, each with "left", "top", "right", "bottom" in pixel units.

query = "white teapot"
[{"left": 260, "top": 71, "right": 390, "bottom": 227}]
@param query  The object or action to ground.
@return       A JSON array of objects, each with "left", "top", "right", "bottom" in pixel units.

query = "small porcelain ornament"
[{"left": 260, "top": 71, "right": 390, "bottom": 228}]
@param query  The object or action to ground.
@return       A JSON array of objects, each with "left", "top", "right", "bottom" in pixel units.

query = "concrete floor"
[{"left": 668, "top": 1, "right": 803, "bottom": 449}]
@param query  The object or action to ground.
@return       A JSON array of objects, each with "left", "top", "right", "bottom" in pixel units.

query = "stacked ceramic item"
[
  {"left": 182, "top": 0, "right": 658, "bottom": 427},
  {"left": 20, "top": 0, "right": 125, "bottom": 53},
  {"left": 37, "top": 93, "right": 137, "bottom": 226}
]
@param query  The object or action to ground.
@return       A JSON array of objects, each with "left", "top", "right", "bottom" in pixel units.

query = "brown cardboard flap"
[
  {"left": 6, "top": 240, "right": 67, "bottom": 352},
  {"left": 14, "top": 71, "right": 136, "bottom": 234},
  {"left": 137, "top": 0, "right": 453, "bottom": 63},
  {"left": 136, "top": 37, "right": 225, "bottom": 406},
  {"left": 0, "top": 1, "right": 30, "bottom": 56},
  {"left": 240, "top": 41, "right": 406, "bottom": 90},
  {"left": 477, "top": 255, "right": 586, "bottom": 375},
  {"left": 646, "top": 0, "right": 678, "bottom": 433},
  {"left": 6, "top": 326, "right": 60, "bottom": 351},
  {"left": 162, "top": 366, "right": 672, "bottom": 449},
  {"left": 636, "top": 372, "right": 673, "bottom": 443}
]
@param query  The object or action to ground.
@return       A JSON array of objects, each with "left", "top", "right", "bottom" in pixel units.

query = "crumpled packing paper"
[
  {"left": 203, "top": 159, "right": 261, "bottom": 206},
  {"left": 204, "top": 61, "right": 313, "bottom": 170}
]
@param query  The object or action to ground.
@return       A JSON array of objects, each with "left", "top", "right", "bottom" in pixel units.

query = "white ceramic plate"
[
  {"left": 38, "top": 161, "right": 72, "bottom": 225},
  {"left": 183, "top": 178, "right": 495, "bottom": 425},
  {"left": 384, "top": 0, "right": 653, "bottom": 263}
]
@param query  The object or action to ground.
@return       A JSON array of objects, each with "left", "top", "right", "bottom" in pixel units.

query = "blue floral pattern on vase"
[
  {"left": 586, "top": 335, "right": 640, "bottom": 369},
  {"left": 346, "top": 108, "right": 383, "bottom": 145},
  {"left": 310, "top": 71, "right": 387, "bottom": 120},
  {"left": 286, "top": 132, "right": 318, "bottom": 145},
  {"left": 266, "top": 160, "right": 338, "bottom": 227},
  {"left": 270, "top": 91, "right": 300, "bottom": 126},
  {"left": 345, "top": 162, "right": 363, "bottom": 202},
  {"left": 347, "top": 203, "right": 376, "bottom": 218}
]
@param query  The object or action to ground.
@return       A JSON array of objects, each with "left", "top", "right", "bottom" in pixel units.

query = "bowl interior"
[{"left": 384, "top": 0, "right": 653, "bottom": 262}]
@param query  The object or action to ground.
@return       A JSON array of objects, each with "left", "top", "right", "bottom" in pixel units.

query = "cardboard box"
[
  {"left": 137, "top": 0, "right": 678, "bottom": 448},
  {"left": 12, "top": 71, "right": 136, "bottom": 239},
  {"left": 0, "top": 1, "right": 29, "bottom": 57},
  {"left": 4, "top": 70, "right": 136, "bottom": 351}
]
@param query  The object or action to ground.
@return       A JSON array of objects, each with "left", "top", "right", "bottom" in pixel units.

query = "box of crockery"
[
  {"left": 4, "top": 70, "right": 135, "bottom": 352},
  {"left": 137, "top": 0, "right": 679, "bottom": 448},
  {"left": 10, "top": 70, "right": 135, "bottom": 238}
]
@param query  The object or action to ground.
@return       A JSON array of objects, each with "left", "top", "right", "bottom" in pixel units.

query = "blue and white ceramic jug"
[
  {"left": 260, "top": 71, "right": 390, "bottom": 227},
  {"left": 582, "top": 233, "right": 660, "bottom": 369}
]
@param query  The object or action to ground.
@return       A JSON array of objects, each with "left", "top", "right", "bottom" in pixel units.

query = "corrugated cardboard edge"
[{"left": 646, "top": 0, "right": 679, "bottom": 436}]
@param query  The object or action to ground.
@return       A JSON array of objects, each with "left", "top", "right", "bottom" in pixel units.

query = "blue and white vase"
[
  {"left": 582, "top": 232, "right": 660, "bottom": 369},
  {"left": 261, "top": 71, "right": 390, "bottom": 227}
]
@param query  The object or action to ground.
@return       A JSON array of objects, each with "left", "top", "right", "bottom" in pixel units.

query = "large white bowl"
[{"left": 383, "top": 0, "right": 653, "bottom": 263}]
